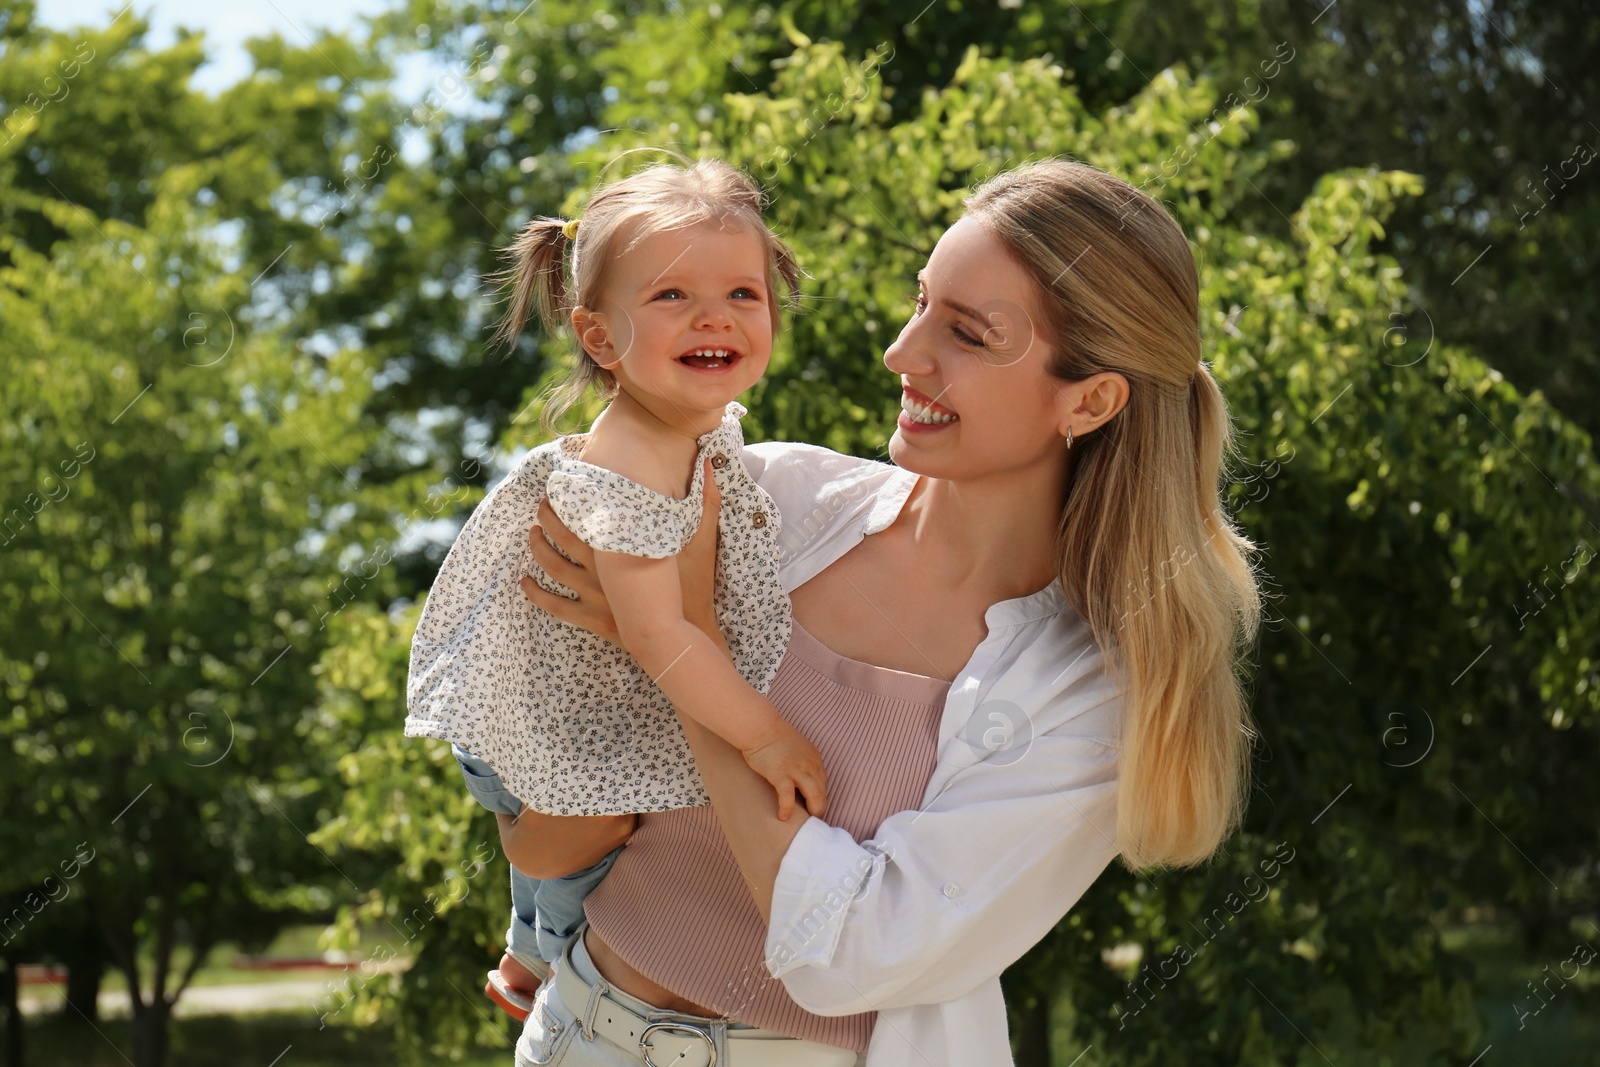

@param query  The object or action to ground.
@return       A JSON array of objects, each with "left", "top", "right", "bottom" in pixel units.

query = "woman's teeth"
[{"left": 901, "top": 396, "right": 958, "bottom": 424}]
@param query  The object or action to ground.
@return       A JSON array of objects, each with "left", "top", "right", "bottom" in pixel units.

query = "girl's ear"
[{"left": 571, "top": 305, "right": 620, "bottom": 370}]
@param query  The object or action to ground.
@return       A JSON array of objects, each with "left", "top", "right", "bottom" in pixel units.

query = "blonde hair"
[
  {"left": 964, "top": 159, "right": 1264, "bottom": 871},
  {"left": 485, "top": 152, "right": 803, "bottom": 436}
]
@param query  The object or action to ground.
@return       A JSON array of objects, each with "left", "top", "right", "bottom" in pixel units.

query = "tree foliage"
[
  {"left": 315, "top": 22, "right": 1598, "bottom": 1067},
  {"left": 3, "top": 1, "right": 1596, "bottom": 1065}
]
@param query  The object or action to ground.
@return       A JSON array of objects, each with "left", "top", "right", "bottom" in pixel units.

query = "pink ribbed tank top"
[{"left": 581, "top": 617, "right": 949, "bottom": 1053}]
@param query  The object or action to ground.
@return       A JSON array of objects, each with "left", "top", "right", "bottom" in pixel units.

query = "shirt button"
[
  {"left": 942, "top": 882, "right": 960, "bottom": 898},
  {"left": 710, "top": 453, "right": 729, "bottom": 469},
  {"left": 752, "top": 511, "right": 767, "bottom": 529}
]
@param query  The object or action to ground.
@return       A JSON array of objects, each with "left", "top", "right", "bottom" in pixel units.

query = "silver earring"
[{"left": 1066, "top": 426, "right": 1074, "bottom": 450}]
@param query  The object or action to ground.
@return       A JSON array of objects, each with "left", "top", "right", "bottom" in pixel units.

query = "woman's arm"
[
  {"left": 519, "top": 469, "right": 819, "bottom": 918},
  {"left": 759, "top": 728, "right": 1121, "bottom": 1016},
  {"left": 673, "top": 709, "right": 811, "bottom": 925}
]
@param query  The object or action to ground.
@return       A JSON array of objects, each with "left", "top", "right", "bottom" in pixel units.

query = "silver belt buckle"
[{"left": 639, "top": 1020, "right": 717, "bottom": 1067}]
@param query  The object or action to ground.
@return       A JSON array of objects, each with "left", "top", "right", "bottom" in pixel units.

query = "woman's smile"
[{"left": 899, "top": 384, "right": 960, "bottom": 430}]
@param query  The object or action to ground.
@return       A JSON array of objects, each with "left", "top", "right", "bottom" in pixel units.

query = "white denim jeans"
[{"left": 514, "top": 921, "right": 868, "bottom": 1067}]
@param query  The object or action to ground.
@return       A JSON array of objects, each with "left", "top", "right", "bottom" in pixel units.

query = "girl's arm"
[{"left": 590, "top": 549, "right": 827, "bottom": 822}]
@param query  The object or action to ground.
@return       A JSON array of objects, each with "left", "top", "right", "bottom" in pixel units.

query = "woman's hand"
[
  {"left": 519, "top": 497, "right": 621, "bottom": 645},
  {"left": 519, "top": 458, "right": 722, "bottom": 638},
  {"left": 678, "top": 458, "right": 721, "bottom": 630}
]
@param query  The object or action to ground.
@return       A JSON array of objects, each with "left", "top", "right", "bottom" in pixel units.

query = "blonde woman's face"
[
  {"left": 587, "top": 219, "right": 774, "bottom": 421},
  {"left": 884, "top": 215, "right": 1072, "bottom": 479}
]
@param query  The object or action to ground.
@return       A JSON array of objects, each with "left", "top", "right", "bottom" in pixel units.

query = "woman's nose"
[{"left": 883, "top": 317, "right": 936, "bottom": 376}]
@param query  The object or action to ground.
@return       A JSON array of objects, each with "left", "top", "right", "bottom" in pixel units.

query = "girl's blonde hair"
[
  {"left": 964, "top": 159, "right": 1264, "bottom": 871},
  {"left": 486, "top": 153, "right": 803, "bottom": 436}
]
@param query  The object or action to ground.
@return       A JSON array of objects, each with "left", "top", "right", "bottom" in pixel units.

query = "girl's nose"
[{"left": 694, "top": 301, "right": 734, "bottom": 330}]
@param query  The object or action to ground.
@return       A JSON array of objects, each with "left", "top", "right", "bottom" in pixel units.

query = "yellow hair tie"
[{"left": 561, "top": 217, "right": 580, "bottom": 241}]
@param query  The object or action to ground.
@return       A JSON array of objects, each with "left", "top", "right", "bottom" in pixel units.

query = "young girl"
[{"left": 403, "top": 157, "right": 827, "bottom": 1019}]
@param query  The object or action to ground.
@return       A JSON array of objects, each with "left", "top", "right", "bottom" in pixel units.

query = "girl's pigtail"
[
  {"left": 771, "top": 235, "right": 805, "bottom": 311},
  {"left": 485, "top": 217, "right": 572, "bottom": 353}
]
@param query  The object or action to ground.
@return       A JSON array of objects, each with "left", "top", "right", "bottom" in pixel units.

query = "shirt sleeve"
[
  {"left": 761, "top": 726, "right": 1121, "bottom": 1016},
  {"left": 544, "top": 462, "right": 696, "bottom": 559}
]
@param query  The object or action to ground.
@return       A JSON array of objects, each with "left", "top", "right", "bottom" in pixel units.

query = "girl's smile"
[
  {"left": 578, "top": 219, "right": 774, "bottom": 424},
  {"left": 675, "top": 344, "right": 746, "bottom": 373}
]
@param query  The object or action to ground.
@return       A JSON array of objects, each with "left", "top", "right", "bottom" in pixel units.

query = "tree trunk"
[
  {"left": 1, "top": 955, "right": 24, "bottom": 1067},
  {"left": 58, "top": 924, "right": 107, "bottom": 1025},
  {"left": 129, "top": 1000, "right": 171, "bottom": 1067},
  {"left": 62, "top": 958, "right": 103, "bottom": 1026},
  {"left": 1012, "top": 993, "right": 1052, "bottom": 1067}
]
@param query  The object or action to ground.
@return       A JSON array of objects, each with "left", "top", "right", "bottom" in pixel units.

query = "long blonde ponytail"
[{"left": 966, "top": 160, "right": 1264, "bottom": 870}]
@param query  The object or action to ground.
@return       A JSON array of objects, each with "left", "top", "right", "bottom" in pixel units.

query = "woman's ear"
[
  {"left": 1055, "top": 371, "right": 1130, "bottom": 440},
  {"left": 571, "top": 305, "right": 620, "bottom": 370}
]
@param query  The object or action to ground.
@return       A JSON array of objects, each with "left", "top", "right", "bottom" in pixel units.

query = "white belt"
[{"left": 547, "top": 932, "right": 860, "bottom": 1067}]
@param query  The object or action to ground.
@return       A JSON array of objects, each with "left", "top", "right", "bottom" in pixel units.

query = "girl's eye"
[
  {"left": 654, "top": 289, "right": 684, "bottom": 300},
  {"left": 732, "top": 287, "right": 759, "bottom": 300},
  {"left": 912, "top": 290, "right": 927, "bottom": 313}
]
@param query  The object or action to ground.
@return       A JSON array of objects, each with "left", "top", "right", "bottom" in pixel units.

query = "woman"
[{"left": 503, "top": 158, "right": 1262, "bottom": 1066}]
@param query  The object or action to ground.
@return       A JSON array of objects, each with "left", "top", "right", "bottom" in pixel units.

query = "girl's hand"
[
  {"left": 518, "top": 458, "right": 721, "bottom": 639},
  {"left": 740, "top": 722, "right": 829, "bottom": 821}
]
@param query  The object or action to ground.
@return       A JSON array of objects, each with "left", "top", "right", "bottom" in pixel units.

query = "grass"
[
  {"left": 23, "top": 1012, "right": 517, "bottom": 1067},
  {"left": 1049, "top": 920, "right": 1600, "bottom": 1065},
  {"left": 1441, "top": 922, "right": 1600, "bottom": 1066},
  {"left": 42, "top": 924, "right": 416, "bottom": 996},
  {"left": 23, "top": 920, "right": 1600, "bottom": 1065}
]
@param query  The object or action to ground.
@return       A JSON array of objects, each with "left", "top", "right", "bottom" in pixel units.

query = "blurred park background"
[{"left": 3, "top": 0, "right": 1599, "bottom": 1064}]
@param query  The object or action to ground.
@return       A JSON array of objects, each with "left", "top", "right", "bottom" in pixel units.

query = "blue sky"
[{"left": 33, "top": 1, "right": 442, "bottom": 97}]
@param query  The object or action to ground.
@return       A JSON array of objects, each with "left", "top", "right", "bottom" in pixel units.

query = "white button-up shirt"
[{"left": 741, "top": 440, "right": 1123, "bottom": 1067}]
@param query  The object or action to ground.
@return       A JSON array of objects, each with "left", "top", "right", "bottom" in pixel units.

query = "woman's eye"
[{"left": 913, "top": 290, "right": 983, "bottom": 346}]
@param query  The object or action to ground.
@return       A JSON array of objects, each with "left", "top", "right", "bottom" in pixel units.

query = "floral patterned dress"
[{"left": 404, "top": 401, "right": 793, "bottom": 815}]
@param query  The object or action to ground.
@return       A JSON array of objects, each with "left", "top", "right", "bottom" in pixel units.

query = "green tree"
[
  {"left": 1, "top": 4, "right": 461, "bottom": 1061},
  {"left": 6, "top": 1, "right": 1595, "bottom": 1063},
  {"left": 314, "top": 26, "right": 1599, "bottom": 1063}
]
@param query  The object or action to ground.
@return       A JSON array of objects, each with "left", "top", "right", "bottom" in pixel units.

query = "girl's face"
[
  {"left": 884, "top": 215, "right": 1076, "bottom": 481},
  {"left": 581, "top": 219, "right": 774, "bottom": 423}
]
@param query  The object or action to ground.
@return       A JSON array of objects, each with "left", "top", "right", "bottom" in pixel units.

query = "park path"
[
  {"left": 19, "top": 965, "right": 414, "bottom": 1019},
  {"left": 22, "top": 979, "right": 340, "bottom": 1018}
]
